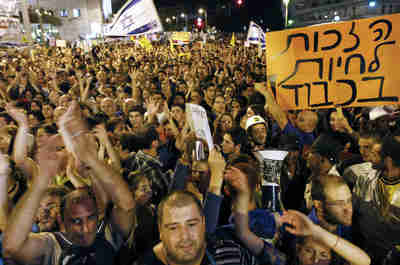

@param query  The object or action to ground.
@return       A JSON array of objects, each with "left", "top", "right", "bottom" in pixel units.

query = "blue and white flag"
[
  {"left": 246, "top": 21, "right": 266, "bottom": 49},
  {"left": 106, "top": 0, "right": 163, "bottom": 36}
]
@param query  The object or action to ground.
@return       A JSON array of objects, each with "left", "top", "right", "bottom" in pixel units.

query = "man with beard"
[
  {"left": 344, "top": 134, "right": 400, "bottom": 264},
  {"left": 35, "top": 187, "right": 68, "bottom": 232},
  {"left": 135, "top": 190, "right": 259, "bottom": 265},
  {"left": 245, "top": 115, "right": 269, "bottom": 152},
  {"left": 309, "top": 175, "right": 353, "bottom": 265}
]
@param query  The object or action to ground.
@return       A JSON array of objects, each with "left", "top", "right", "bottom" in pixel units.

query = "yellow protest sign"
[
  {"left": 266, "top": 13, "right": 400, "bottom": 110},
  {"left": 171, "top": 32, "right": 191, "bottom": 44}
]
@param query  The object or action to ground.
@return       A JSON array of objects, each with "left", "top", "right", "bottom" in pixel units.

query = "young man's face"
[
  {"left": 323, "top": 184, "right": 353, "bottom": 226},
  {"left": 159, "top": 203, "right": 206, "bottom": 265},
  {"left": 36, "top": 195, "right": 61, "bottom": 232},
  {"left": 63, "top": 195, "right": 98, "bottom": 247}
]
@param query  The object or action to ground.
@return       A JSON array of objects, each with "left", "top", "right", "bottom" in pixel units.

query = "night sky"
[{"left": 113, "top": 0, "right": 285, "bottom": 32}]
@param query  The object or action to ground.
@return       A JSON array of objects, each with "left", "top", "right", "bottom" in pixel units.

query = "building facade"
[
  {"left": 290, "top": 0, "right": 400, "bottom": 28},
  {"left": 21, "top": 0, "right": 112, "bottom": 40}
]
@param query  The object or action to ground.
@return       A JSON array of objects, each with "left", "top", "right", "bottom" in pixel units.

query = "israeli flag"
[
  {"left": 106, "top": 0, "right": 163, "bottom": 36},
  {"left": 246, "top": 21, "right": 266, "bottom": 49}
]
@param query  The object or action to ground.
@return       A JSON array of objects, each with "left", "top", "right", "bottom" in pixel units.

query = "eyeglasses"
[{"left": 325, "top": 197, "right": 352, "bottom": 207}]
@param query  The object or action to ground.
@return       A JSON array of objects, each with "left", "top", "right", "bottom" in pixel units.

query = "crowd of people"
[{"left": 0, "top": 38, "right": 399, "bottom": 265}]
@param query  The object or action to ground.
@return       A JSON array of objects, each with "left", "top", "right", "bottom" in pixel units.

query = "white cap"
[
  {"left": 246, "top": 115, "right": 266, "bottom": 130},
  {"left": 369, "top": 107, "right": 389, "bottom": 121}
]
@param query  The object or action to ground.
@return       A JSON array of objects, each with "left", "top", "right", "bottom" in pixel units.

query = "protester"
[{"left": 3, "top": 37, "right": 400, "bottom": 265}]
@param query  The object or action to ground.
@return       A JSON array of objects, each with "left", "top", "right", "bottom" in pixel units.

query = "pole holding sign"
[{"left": 266, "top": 13, "right": 400, "bottom": 110}]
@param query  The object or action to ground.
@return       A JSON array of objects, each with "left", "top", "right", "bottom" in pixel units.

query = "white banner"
[
  {"left": 185, "top": 103, "right": 214, "bottom": 151},
  {"left": 246, "top": 21, "right": 265, "bottom": 48},
  {"left": 106, "top": 0, "right": 163, "bottom": 36}
]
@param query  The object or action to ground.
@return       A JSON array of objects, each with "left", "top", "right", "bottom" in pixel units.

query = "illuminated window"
[
  {"left": 60, "top": 9, "right": 68, "bottom": 17},
  {"left": 72, "top": 9, "right": 80, "bottom": 17}
]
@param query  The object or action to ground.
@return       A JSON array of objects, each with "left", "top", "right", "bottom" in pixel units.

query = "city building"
[
  {"left": 19, "top": 0, "right": 113, "bottom": 41},
  {"left": 289, "top": 0, "right": 400, "bottom": 28}
]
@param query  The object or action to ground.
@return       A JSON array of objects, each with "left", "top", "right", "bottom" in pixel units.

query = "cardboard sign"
[
  {"left": 266, "top": 13, "right": 400, "bottom": 110},
  {"left": 185, "top": 103, "right": 214, "bottom": 151}
]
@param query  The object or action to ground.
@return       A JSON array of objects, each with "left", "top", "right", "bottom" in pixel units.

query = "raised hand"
[
  {"left": 208, "top": 149, "right": 226, "bottom": 178},
  {"left": 224, "top": 166, "right": 250, "bottom": 195},
  {"left": 93, "top": 124, "right": 108, "bottom": 143},
  {"left": 6, "top": 103, "right": 28, "bottom": 126},
  {"left": 280, "top": 210, "right": 316, "bottom": 237},
  {"left": 35, "top": 135, "right": 64, "bottom": 184}
]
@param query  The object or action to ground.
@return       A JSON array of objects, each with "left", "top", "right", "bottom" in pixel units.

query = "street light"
[
  {"left": 198, "top": 8, "right": 208, "bottom": 31},
  {"left": 283, "top": 0, "right": 290, "bottom": 28},
  {"left": 369, "top": 1, "right": 376, "bottom": 7},
  {"left": 181, "top": 13, "right": 188, "bottom": 31}
]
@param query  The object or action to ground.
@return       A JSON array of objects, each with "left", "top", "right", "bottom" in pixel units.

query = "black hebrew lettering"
[
  {"left": 282, "top": 84, "right": 304, "bottom": 107},
  {"left": 358, "top": 76, "right": 398, "bottom": 103},
  {"left": 343, "top": 22, "right": 360, "bottom": 53},
  {"left": 328, "top": 58, "right": 334, "bottom": 81},
  {"left": 309, "top": 82, "right": 334, "bottom": 107},
  {"left": 279, "top": 33, "right": 310, "bottom": 56},
  {"left": 335, "top": 79, "right": 357, "bottom": 107},
  {"left": 345, "top": 54, "right": 366, "bottom": 75},
  {"left": 369, "top": 19, "right": 392, "bottom": 41},
  {"left": 279, "top": 58, "right": 323, "bottom": 86},
  {"left": 321, "top": 30, "right": 342, "bottom": 51},
  {"left": 337, "top": 57, "right": 342, "bottom": 67},
  {"left": 368, "top": 41, "right": 396, "bottom": 72},
  {"left": 314, "top": 32, "right": 319, "bottom": 52}
]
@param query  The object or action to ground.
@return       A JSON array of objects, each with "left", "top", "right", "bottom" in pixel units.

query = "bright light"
[
  {"left": 288, "top": 19, "right": 294, "bottom": 25},
  {"left": 172, "top": 16, "right": 176, "bottom": 20},
  {"left": 283, "top": 0, "right": 290, "bottom": 6},
  {"left": 237, "top": 0, "right": 243, "bottom": 5},
  {"left": 334, "top": 15, "right": 340, "bottom": 21},
  {"left": 166, "top": 18, "right": 171, "bottom": 23},
  {"left": 197, "top": 17, "right": 202, "bottom": 22},
  {"left": 181, "top": 13, "right": 185, "bottom": 18},
  {"left": 198, "top": 8, "right": 205, "bottom": 14},
  {"left": 369, "top": 1, "right": 376, "bottom": 7}
]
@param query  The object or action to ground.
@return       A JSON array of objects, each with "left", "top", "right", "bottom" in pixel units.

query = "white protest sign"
[{"left": 185, "top": 103, "right": 214, "bottom": 151}]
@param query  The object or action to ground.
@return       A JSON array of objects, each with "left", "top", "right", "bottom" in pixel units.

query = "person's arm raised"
[
  {"left": 226, "top": 167, "right": 286, "bottom": 265},
  {"left": 255, "top": 82, "right": 288, "bottom": 130},
  {"left": 281, "top": 210, "right": 370, "bottom": 265},
  {"left": 0, "top": 152, "right": 10, "bottom": 231},
  {"left": 59, "top": 102, "right": 135, "bottom": 239},
  {"left": 3, "top": 135, "right": 63, "bottom": 264},
  {"left": 6, "top": 103, "right": 37, "bottom": 180}
]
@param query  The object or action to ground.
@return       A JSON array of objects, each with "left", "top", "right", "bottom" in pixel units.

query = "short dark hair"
[
  {"left": 381, "top": 134, "right": 400, "bottom": 168},
  {"left": 157, "top": 190, "right": 204, "bottom": 227},
  {"left": 60, "top": 187, "right": 97, "bottom": 221},
  {"left": 225, "top": 127, "right": 245, "bottom": 146},
  {"left": 311, "top": 174, "right": 348, "bottom": 201}
]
